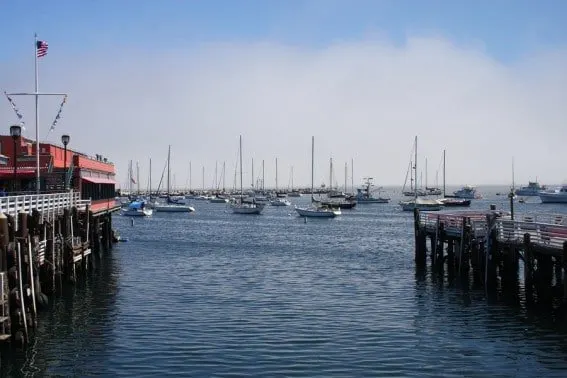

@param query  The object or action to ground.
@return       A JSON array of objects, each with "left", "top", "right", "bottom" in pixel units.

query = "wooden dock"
[
  {"left": 0, "top": 191, "right": 118, "bottom": 346},
  {"left": 414, "top": 208, "right": 567, "bottom": 304}
]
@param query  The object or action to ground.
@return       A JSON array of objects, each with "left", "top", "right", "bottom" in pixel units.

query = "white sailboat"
[
  {"left": 232, "top": 135, "right": 264, "bottom": 214},
  {"left": 154, "top": 145, "right": 195, "bottom": 213},
  {"left": 399, "top": 136, "right": 443, "bottom": 211},
  {"left": 295, "top": 136, "right": 341, "bottom": 218}
]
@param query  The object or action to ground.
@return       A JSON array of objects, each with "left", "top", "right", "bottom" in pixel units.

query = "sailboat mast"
[
  {"left": 223, "top": 161, "right": 226, "bottom": 192},
  {"left": 351, "top": 158, "right": 354, "bottom": 194},
  {"left": 166, "top": 145, "right": 171, "bottom": 195},
  {"left": 262, "top": 159, "right": 265, "bottom": 192},
  {"left": 425, "top": 157, "right": 428, "bottom": 189},
  {"left": 202, "top": 166, "right": 204, "bottom": 191},
  {"left": 344, "top": 162, "right": 347, "bottom": 193},
  {"left": 275, "top": 157, "right": 278, "bottom": 191},
  {"left": 215, "top": 161, "right": 218, "bottom": 190},
  {"left": 414, "top": 136, "right": 418, "bottom": 201},
  {"left": 149, "top": 158, "right": 152, "bottom": 196},
  {"left": 291, "top": 166, "right": 294, "bottom": 191},
  {"left": 239, "top": 135, "right": 243, "bottom": 200},
  {"left": 443, "top": 149, "right": 446, "bottom": 198},
  {"left": 329, "top": 157, "right": 333, "bottom": 191},
  {"left": 189, "top": 161, "right": 192, "bottom": 192},
  {"left": 251, "top": 158, "right": 254, "bottom": 189},
  {"left": 136, "top": 161, "right": 140, "bottom": 195},
  {"left": 311, "top": 136, "right": 314, "bottom": 202}
]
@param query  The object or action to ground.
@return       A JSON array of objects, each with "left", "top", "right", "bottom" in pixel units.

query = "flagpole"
[{"left": 34, "top": 33, "right": 40, "bottom": 193}]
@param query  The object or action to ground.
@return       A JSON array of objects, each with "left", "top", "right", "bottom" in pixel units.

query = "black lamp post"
[
  {"left": 10, "top": 125, "right": 21, "bottom": 193},
  {"left": 61, "top": 134, "right": 70, "bottom": 191}
]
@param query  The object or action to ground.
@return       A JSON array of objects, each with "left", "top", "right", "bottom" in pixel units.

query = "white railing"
[
  {"left": 496, "top": 218, "right": 567, "bottom": 250},
  {"left": 0, "top": 191, "right": 91, "bottom": 222}
]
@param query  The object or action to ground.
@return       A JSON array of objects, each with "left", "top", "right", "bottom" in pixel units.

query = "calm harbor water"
[{"left": 2, "top": 187, "right": 567, "bottom": 376}]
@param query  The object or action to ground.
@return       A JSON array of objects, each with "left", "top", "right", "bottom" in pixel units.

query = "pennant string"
[
  {"left": 44, "top": 94, "right": 68, "bottom": 140},
  {"left": 3, "top": 91, "right": 26, "bottom": 125}
]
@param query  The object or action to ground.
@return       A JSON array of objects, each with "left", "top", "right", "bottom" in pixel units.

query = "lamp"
[
  {"left": 10, "top": 125, "right": 21, "bottom": 192},
  {"left": 61, "top": 134, "right": 70, "bottom": 190}
]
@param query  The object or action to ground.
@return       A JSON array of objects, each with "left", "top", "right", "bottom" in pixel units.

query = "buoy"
[{"left": 130, "top": 218, "right": 134, "bottom": 226}]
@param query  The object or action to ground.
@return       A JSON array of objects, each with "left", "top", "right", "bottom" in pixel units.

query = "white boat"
[
  {"left": 451, "top": 185, "right": 480, "bottom": 199},
  {"left": 400, "top": 197, "right": 443, "bottom": 211},
  {"left": 231, "top": 135, "right": 264, "bottom": 215},
  {"left": 154, "top": 145, "right": 196, "bottom": 213},
  {"left": 270, "top": 198, "right": 291, "bottom": 206},
  {"left": 515, "top": 181, "right": 546, "bottom": 196},
  {"left": 122, "top": 201, "right": 153, "bottom": 216},
  {"left": 400, "top": 136, "right": 443, "bottom": 212},
  {"left": 539, "top": 185, "right": 567, "bottom": 204},
  {"left": 295, "top": 136, "right": 341, "bottom": 218},
  {"left": 209, "top": 196, "right": 229, "bottom": 203}
]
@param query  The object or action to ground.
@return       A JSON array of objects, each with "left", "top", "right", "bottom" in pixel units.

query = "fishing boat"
[
  {"left": 356, "top": 177, "right": 390, "bottom": 204},
  {"left": 515, "top": 181, "right": 546, "bottom": 196},
  {"left": 295, "top": 137, "right": 341, "bottom": 218},
  {"left": 232, "top": 136, "right": 264, "bottom": 214}
]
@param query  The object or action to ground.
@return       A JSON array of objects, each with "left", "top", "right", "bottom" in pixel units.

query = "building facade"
[{"left": 0, "top": 135, "right": 119, "bottom": 213}]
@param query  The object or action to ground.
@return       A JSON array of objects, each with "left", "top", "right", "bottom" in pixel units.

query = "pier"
[
  {"left": 0, "top": 191, "right": 118, "bottom": 346},
  {"left": 414, "top": 208, "right": 567, "bottom": 305}
]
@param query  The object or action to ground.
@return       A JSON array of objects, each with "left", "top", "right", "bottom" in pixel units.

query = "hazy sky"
[{"left": 1, "top": 0, "right": 566, "bottom": 189}]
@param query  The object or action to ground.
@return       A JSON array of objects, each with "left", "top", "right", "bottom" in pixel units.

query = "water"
[{"left": 3, "top": 187, "right": 567, "bottom": 377}]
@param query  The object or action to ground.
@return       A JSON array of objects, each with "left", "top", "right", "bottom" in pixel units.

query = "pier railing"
[
  {"left": 0, "top": 191, "right": 91, "bottom": 221},
  {"left": 418, "top": 210, "right": 567, "bottom": 252}
]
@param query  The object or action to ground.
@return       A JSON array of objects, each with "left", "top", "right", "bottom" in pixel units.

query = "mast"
[
  {"left": 291, "top": 166, "right": 294, "bottom": 191},
  {"left": 344, "top": 162, "right": 347, "bottom": 193},
  {"left": 425, "top": 157, "right": 428, "bottom": 189},
  {"left": 215, "top": 160, "right": 218, "bottom": 190},
  {"left": 136, "top": 161, "right": 140, "bottom": 195},
  {"left": 311, "top": 136, "right": 314, "bottom": 202},
  {"left": 251, "top": 158, "right": 254, "bottom": 189},
  {"left": 149, "top": 157, "right": 152, "bottom": 196},
  {"left": 239, "top": 135, "right": 243, "bottom": 202},
  {"left": 329, "top": 157, "right": 333, "bottom": 191},
  {"left": 262, "top": 159, "right": 265, "bottom": 192},
  {"left": 443, "top": 149, "right": 446, "bottom": 198},
  {"left": 275, "top": 157, "right": 278, "bottom": 191},
  {"left": 34, "top": 34, "right": 40, "bottom": 192},
  {"left": 414, "top": 136, "right": 418, "bottom": 202},
  {"left": 223, "top": 161, "right": 226, "bottom": 192},
  {"left": 351, "top": 158, "right": 354, "bottom": 194},
  {"left": 202, "top": 166, "right": 204, "bottom": 191},
  {"left": 189, "top": 161, "right": 192, "bottom": 192},
  {"left": 166, "top": 145, "right": 171, "bottom": 195}
]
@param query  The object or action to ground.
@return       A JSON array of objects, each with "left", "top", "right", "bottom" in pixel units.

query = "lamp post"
[
  {"left": 61, "top": 134, "right": 70, "bottom": 191},
  {"left": 10, "top": 125, "right": 22, "bottom": 193}
]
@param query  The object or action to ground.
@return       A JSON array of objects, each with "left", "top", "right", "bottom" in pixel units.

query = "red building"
[{"left": 0, "top": 134, "right": 119, "bottom": 214}]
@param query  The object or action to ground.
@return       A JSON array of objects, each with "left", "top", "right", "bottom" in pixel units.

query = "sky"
[{"left": 0, "top": 0, "right": 566, "bottom": 189}]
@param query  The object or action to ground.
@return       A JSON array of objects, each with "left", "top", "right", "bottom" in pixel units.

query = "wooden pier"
[
  {"left": 0, "top": 191, "right": 118, "bottom": 346},
  {"left": 414, "top": 208, "right": 567, "bottom": 305}
]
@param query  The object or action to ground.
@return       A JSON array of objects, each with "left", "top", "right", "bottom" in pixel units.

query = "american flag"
[{"left": 36, "top": 40, "right": 48, "bottom": 58}]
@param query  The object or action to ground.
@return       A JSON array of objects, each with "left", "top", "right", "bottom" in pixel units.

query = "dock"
[
  {"left": 414, "top": 208, "right": 567, "bottom": 304},
  {"left": 0, "top": 191, "right": 119, "bottom": 346}
]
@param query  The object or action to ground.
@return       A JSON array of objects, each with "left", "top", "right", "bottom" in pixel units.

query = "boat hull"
[
  {"left": 231, "top": 204, "right": 264, "bottom": 214},
  {"left": 295, "top": 207, "right": 339, "bottom": 217},
  {"left": 539, "top": 193, "right": 567, "bottom": 204},
  {"left": 122, "top": 209, "right": 153, "bottom": 216},
  {"left": 154, "top": 205, "right": 195, "bottom": 212},
  {"left": 357, "top": 198, "right": 390, "bottom": 204}
]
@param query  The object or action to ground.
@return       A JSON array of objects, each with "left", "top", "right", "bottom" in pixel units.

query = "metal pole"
[
  {"left": 35, "top": 33, "right": 40, "bottom": 193},
  {"left": 13, "top": 138, "right": 17, "bottom": 192},
  {"left": 63, "top": 144, "right": 67, "bottom": 190}
]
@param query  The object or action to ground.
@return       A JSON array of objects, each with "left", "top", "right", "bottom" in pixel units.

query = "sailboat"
[
  {"left": 231, "top": 135, "right": 264, "bottom": 214},
  {"left": 399, "top": 136, "right": 443, "bottom": 211},
  {"left": 270, "top": 158, "right": 291, "bottom": 206},
  {"left": 437, "top": 150, "right": 471, "bottom": 207},
  {"left": 122, "top": 160, "right": 153, "bottom": 216},
  {"left": 154, "top": 145, "right": 195, "bottom": 212},
  {"left": 295, "top": 137, "right": 341, "bottom": 217}
]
